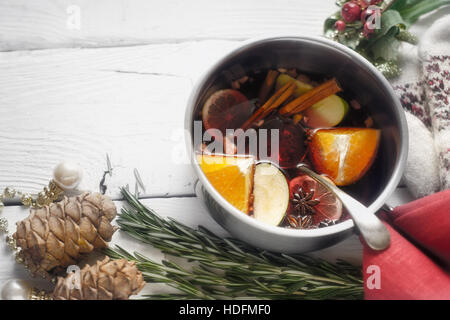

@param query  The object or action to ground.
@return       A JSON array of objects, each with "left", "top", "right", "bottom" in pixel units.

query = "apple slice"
[
  {"left": 275, "top": 74, "right": 313, "bottom": 97},
  {"left": 303, "top": 95, "right": 349, "bottom": 128},
  {"left": 253, "top": 163, "right": 289, "bottom": 226}
]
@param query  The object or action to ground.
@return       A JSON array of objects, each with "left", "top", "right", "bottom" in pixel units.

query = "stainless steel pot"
[{"left": 185, "top": 36, "right": 408, "bottom": 253}]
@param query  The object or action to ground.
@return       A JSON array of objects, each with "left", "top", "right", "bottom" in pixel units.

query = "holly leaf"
[
  {"left": 370, "top": 30, "right": 401, "bottom": 61},
  {"left": 363, "top": 9, "right": 405, "bottom": 61},
  {"left": 322, "top": 0, "right": 450, "bottom": 79},
  {"left": 370, "top": 10, "right": 405, "bottom": 42}
]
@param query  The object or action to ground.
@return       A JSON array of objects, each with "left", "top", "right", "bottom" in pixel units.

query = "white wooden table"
[{"left": 0, "top": 0, "right": 417, "bottom": 297}]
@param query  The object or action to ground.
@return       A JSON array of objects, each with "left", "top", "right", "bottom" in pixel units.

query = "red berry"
[
  {"left": 334, "top": 20, "right": 346, "bottom": 32},
  {"left": 341, "top": 2, "right": 361, "bottom": 23},
  {"left": 360, "top": 8, "right": 375, "bottom": 24},
  {"left": 363, "top": 21, "right": 375, "bottom": 37},
  {"left": 370, "top": 0, "right": 382, "bottom": 4},
  {"left": 357, "top": 0, "right": 370, "bottom": 9}
]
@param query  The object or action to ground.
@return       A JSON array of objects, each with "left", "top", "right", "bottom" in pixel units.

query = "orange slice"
[
  {"left": 197, "top": 154, "right": 255, "bottom": 214},
  {"left": 202, "top": 89, "right": 253, "bottom": 136},
  {"left": 308, "top": 128, "right": 380, "bottom": 186}
]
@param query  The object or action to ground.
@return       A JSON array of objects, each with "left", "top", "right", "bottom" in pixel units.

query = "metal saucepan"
[{"left": 185, "top": 36, "right": 408, "bottom": 253}]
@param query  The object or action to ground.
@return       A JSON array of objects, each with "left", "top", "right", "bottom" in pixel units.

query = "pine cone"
[
  {"left": 13, "top": 192, "right": 118, "bottom": 277},
  {"left": 53, "top": 257, "right": 145, "bottom": 300}
]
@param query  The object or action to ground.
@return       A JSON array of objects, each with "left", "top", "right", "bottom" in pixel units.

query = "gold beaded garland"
[
  {"left": 0, "top": 180, "right": 64, "bottom": 211},
  {"left": 29, "top": 288, "right": 52, "bottom": 300},
  {"left": 3, "top": 187, "right": 16, "bottom": 198},
  {"left": 6, "top": 235, "right": 17, "bottom": 251},
  {"left": 20, "top": 194, "right": 33, "bottom": 207},
  {"left": 0, "top": 161, "right": 84, "bottom": 300},
  {"left": 0, "top": 217, "right": 7, "bottom": 233}
]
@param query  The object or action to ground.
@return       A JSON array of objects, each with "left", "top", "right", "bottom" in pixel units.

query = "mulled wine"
[{"left": 196, "top": 68, "right": 380, "bottom": 230}]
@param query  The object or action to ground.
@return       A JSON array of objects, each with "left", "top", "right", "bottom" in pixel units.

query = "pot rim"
[{"left": 185, "top": 35, "right": 408, "bottom": 239}]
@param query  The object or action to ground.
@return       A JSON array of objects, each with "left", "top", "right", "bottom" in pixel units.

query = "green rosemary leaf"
[
  {"left": 105, "top": 187, "right": 364, "bottom": 299},
  {"left": 222, "top": 237, "right": 246, "bottom": 255},
  {"left": 286, "top": 281, "right": 308, "bottom": 294}
]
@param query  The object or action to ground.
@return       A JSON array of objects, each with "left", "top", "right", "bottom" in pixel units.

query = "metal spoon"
[{"left": 297, "top": 164, "right": 390, "bottom": 251}]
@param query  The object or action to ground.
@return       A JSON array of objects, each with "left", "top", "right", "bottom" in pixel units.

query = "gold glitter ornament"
[
  {"left": 6, "top": 235, "right": 17, "bottom": 251},
  {"left": 0, "top": 218, "right": 8, "bottom": 233},
  {"left": 374, "top": 60, "right": 401, "bottom": 79},
  {"left": 1, "top": 161, "right": 83, "bottom": 209},
  {"left": 36, "top": 191, "right": 48, "bottom": 207},
  {"left": 3, "top": 187, "right": 16, "bottom": 198},
  {"left": 23, "top": 180, "right": 65, "bottom": 208},
  {"left": 21, "top": 194, "right": 33, "bottom": 207},
  {"left": 30, "top": 288, "right": 52, "bottom": 300},
  {"left": 15, "top": 254, "right": 24, "bottom": 265}
]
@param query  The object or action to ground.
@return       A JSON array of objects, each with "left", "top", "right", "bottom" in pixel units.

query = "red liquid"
[
  {"left": 198, "top": 69, "right": 378, "bottom": 229},
  {"left": 259, "top": 116, "right": 306, "bottom": 169}
]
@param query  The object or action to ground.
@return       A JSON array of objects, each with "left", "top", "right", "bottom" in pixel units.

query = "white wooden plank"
[
  {"left": 0, "top": 0, "right": 337, "bottom": 51},
  {"left": 0, "top": 196, "right": 363, "bottom": 297},
  {"left": 0, "top": 42, "right": 417, "bottom": 201},
  {"left": 0, "top": 41, "right": 242, "bottom": 199}
]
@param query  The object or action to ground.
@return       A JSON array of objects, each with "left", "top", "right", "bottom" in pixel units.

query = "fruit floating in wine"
[
  {"left": 253, "top": 163, "right": 289, "bottom": 226},
  {"left": 287, "top": 175, "right": 343, "bottom": 227},
  {"left": 197, "top": 153, "right": 254, "bottom": 214},
  {"left": 196, "top": 68, "right": 380, "bottom": 229},
  {"left": 309, "top": 128, "right": 380, "bottom": 186},
  {"left": 259, "top": 116, "right": 306, "bottom": 168},
  {"left": 202, "top": 89, "right": 253, "bottom": 137}
]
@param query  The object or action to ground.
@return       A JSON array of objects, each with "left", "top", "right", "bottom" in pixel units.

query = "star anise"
[
  {"left": 318, "top": 219, "right": 338, "bottom": 228},
  {"left": 299, "top": 214, "right": 314, "bottom": 229},
  {"left": 291, "top": 186, "right": 320, "bottom": 216},
  {"left": 284, "top": 213, "right": 315, "bottom": 229}
]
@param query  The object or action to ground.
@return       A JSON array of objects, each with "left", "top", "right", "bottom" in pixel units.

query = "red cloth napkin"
[{"left": 362, "top": 189, "right": 450, "bottom": 300}]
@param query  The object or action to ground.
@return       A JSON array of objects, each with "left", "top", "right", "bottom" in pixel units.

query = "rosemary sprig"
[{"left": 106, "top": 187, "right": 364, "bottom": 299}]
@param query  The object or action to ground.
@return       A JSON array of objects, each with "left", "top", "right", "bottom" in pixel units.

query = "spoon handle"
[{"left": 297, "top": 165, "right": 390, "bottom": 251}]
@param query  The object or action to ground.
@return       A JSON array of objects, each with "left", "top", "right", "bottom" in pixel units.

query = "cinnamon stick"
[
  {"left": 258, "top": 70, "right": 280, "bottom": 105},
  {"left": 279, "top": 78, "right": 342, "bottom": 116},
  {"left": 241, "top": 81, "right": 296, "bottom": 130}
]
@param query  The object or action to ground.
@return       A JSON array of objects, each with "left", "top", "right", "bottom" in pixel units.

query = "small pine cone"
[
  {"left": 53, "top": 257, "right": 145, "bottom": 300},
  {"left": 13, "top": 192, "right": 118, "bottom": 277}
]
